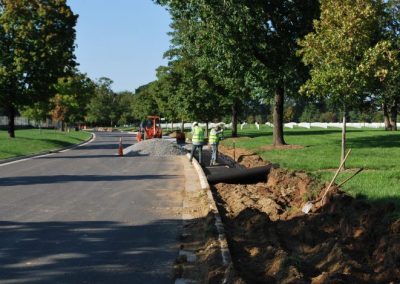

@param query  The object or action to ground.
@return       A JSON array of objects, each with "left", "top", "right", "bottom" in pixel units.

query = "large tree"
[
  {"left": 156, "top": 0, "right": 319, "bottom": 144},
  {"left": 298, "top": 0, "right": 398, "bottom": 164},
  {"left": 156, "top": 1, "right": 253, "bottom": 137},
  {"left": 378, "top": 0, "right": 400, "bottom": 131},
  {"left": 86, "top": 78, "right": 121, "bottom": 126},
  {"left": 154, "top": 65, "right": 184, "bottom": 127},
  {"left": 0, "top": 0, "right": 77, "bottom": 137},
  {"left": 131, "top": 82, "right": 160, "bottom": 121},
  {"left": 155, "top": 50, "right": 228, "bottom": 131},
  {"left": 117, "top": 91, "right": 135, "bottom": 126},
  {"left": 50, "top": 72, "right": 95, "bottom": 130}
]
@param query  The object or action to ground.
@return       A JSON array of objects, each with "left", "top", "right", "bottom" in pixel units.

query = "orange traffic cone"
[{"left": 118, "top": 137, "right": 123, "bottom": 156}]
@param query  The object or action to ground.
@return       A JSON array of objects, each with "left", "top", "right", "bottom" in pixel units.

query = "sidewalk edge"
[{"left": 184, "top": 153, "right": 234, "bottom": 284}]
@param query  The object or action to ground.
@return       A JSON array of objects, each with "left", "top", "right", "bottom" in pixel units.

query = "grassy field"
[
  {"left": 221, "top": 125, "right": 400, "bottom": 209},
  {"left": 0, "top": 129, "right": 92, "bottom": 160}
]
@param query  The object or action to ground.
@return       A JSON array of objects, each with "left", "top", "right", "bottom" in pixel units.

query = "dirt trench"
[{"left": 213, "top": 147, "right": 400, "bottom": 284}]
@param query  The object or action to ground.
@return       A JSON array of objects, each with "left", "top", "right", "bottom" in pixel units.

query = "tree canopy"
[
  {"left": 131, "top": 81, "right": 159, "bottom": 121},
  {"left": 50, "top": 72, "right": 95, "bottom": 128},
  {"left": 298, "top": 0, "right": 400, "bottom": 163},
  {"left": 86, "top": 78, "right": 121, "bottom": 126},
  {"left": 0, "top": 0, "right": 77, "bottom": 137},
  {"left": 156, "top": 0, "right": 319, "bottom": 143}
]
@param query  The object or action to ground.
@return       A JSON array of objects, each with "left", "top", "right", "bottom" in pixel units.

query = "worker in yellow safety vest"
[
  {"left": 209, "top": 124, "right": 223, "bottom": 166},
  {"left": 189, "top": 122, "right": 205, "bottom": 164}
]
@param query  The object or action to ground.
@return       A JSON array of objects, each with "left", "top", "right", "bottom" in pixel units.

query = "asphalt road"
[{"left": 0, "top": 132, "right": 185, "bottom": 284}]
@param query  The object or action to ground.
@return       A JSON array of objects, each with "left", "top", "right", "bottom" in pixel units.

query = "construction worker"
[
  {"left": 209, "top": 124, "right": 223, "bottom": 166},
  {"left": 189, "top": 122, "right": 205, "bottom": 164}
]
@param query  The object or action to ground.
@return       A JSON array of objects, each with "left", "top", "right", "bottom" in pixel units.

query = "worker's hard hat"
[{"left": 192, "top": 122, "right": 198, "bottom": 127}]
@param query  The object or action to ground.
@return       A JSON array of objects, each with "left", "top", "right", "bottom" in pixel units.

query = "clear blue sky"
[{"left": 67, "top": 0, "right": 171, "bottom": 93}]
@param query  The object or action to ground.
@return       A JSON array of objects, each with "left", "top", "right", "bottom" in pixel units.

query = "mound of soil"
[
  {"left": 214, "top": 147, "right": 400, "bottom": 283},
  {"left": 219, "top": 145, "right": 270, "bottom": 168}
]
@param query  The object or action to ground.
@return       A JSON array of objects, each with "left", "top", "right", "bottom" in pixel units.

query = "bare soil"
[
  {"left": 213, "top": 147, "right": 400, "bottom": 284},
  {"left": 176, "top": 186, "right": 226, "bottom": 283},
  {"left": 219, "top": 144, "right": 271, "bottom": 167}
]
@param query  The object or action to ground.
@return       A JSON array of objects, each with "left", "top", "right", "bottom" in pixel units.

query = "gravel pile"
[{"left": 124, "top": 139, "right": 187, "bottom": 156}]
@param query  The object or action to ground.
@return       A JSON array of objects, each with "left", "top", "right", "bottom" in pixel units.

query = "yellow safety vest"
[
  {"left": 209, "top": 128, "right": 219, "bottom": 144},
  {"left": 192, "top": 126, "right": 204, "bottom": 143}
]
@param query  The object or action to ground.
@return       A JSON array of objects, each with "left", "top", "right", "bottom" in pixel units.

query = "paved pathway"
[{"left": 0, "top": 132, "right": 185, "bottom": 283}]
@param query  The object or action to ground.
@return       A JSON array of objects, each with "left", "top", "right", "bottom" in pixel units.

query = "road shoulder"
[{"left": 174, "top": 155, "right": 233, "bottom": 284}]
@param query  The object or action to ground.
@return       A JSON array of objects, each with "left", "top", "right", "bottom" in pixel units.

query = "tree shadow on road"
[
  {"left": 36, "top": 155, "right": 122, "bottom": 159},
  {"left": 0, "top": 174, "right": 179, "bottom": 186},
  {"left": 78, "top": 142, "right": 134, "bottom": 151},
  {"left": 0, "top": 220, "right": 181, "bottom": 284}
]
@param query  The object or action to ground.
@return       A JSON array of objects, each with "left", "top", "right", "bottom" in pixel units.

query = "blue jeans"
[
  {"left": 210, "top": 143, "right": 218, "bottom": 165},
  {"left": 190, "top": 143, "right": 203, "bottom": 164}
]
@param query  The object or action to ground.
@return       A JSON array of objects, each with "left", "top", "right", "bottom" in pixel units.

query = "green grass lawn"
[
  {"left": 221, "top": 125, "right": 400, "bottom": 209},
  {"left": 0, "top": 129, "right": 92, "bottom": 160}
]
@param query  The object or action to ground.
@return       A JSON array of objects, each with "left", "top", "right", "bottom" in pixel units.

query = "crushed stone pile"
[{"left": 124, "top": 139, "right": 187, "bottom": 156}]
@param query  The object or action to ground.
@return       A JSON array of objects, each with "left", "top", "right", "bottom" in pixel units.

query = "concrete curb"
[
  {"left": 0, "top": 132, "right": 95, "bottom": 166},
  {"left": 184, "top": 153, "right": 233, "bottom": 284},
  {"left": 186, "top": 153, "right": 209, "bottom": 191}
]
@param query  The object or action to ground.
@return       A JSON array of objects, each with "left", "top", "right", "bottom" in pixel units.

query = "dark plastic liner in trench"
[{"left": 206, "top": 165, "right": 276, "bottom": 184}]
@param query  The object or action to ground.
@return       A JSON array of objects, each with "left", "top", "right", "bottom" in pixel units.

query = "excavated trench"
[{"left": 208, "top": 147, "right": 400, "bottom": 284}]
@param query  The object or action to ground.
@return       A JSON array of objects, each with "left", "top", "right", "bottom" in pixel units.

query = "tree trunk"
[
  {"left": 273, "top": 85, "right": 286, "bottom": 146},
  {"left": 390, "top": 99, "right": 398, "bottom": 131},
  {"left": 231, "top": 103, "right": 238, "bottom": 137},
  {"left": 205, "top": 121, "right": 209, "bottom": 138},
  {"left": 341, "top": 109, "right": 347, "bottom": 171},
  {"left": 181, "top": 120, "right": 184, "bottom": 132},
  {"left": 7, "top": 105, "right": 16, "bottom": 138},
  {"left": 383, "top": 102, "right": 392, "bottom": 130}
]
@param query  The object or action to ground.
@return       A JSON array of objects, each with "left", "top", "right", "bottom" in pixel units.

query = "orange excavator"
[{"left": 136, "top": 116, "right": 163, "bottom": 142}]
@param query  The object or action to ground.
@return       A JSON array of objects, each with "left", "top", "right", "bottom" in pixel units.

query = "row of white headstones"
[
  {"left": 279, "top": 122, "right": 385, "bottom": 129},
  {"left": 161, "top": 121, "right": 386, "bottom": 130},
  {"left": 240, "top": 121, "right": 385, "bottom": 129}
]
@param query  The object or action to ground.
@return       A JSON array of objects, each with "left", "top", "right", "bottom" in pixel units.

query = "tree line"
[
  {"left": 147, "top": 0, "right": 400, "bottom": 149},
  {"left": 1, "top": 0, "right": 143, "bottom": 136},
  {"left": 21, "top": 75, "right": 138, "bottom": 130},
  {"left": 1, "top": 0, "right": 400, "bottom": 151}
]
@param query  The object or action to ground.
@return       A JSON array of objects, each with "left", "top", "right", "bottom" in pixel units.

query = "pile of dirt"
[
  {"left": 216, "top": 169, "right": 323, "bottom": 222},
  {"left": 213, "top": 147, "right": 400, "bottom": 283},
  {"left": 219, "top": 144, "right": 270, "bottom": 168}
]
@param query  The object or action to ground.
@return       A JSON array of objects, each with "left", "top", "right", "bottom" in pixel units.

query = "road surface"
[{"left": 0, "top": 132, "right": 185, "bottom": 283}]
